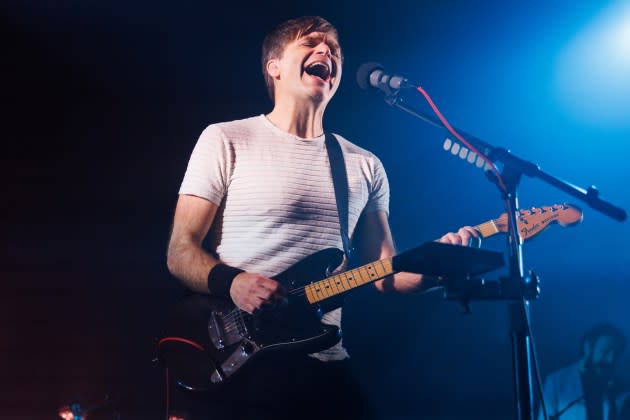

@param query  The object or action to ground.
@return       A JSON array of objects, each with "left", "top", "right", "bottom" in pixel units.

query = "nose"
[{"left": 314, "top": 42, "right": 331, "bottom": 57}]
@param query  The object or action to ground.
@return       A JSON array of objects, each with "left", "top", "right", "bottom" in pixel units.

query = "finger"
[
  {"left": 261, "top": 279, "right": 286, "bottom": 296},
  {"left": 457, "top": 230, "right": 472, "bottom": 247},
  {"left": 441, "top": 233, "right": 462, "bottom": 245},
  {"left": 252, "top": 285, "right": 275, "bottom": 302},
  {"left": 257, "top": 277, "right": 287, "bottom": 307},
  {"left": 250, "top": 296, "right": 267, "bottom": 314},
  {"left": 459, "top": 226, "right": 479, "bottom": 238},
  {"left": 263, "top": 284, "right": 287, "bottom": 304},
  {"left": 459, "top": 226, "right": 481, "bottom": 247},
  {"left": 438, "top": 233, "right": 451, "bottom": 244},
  {"left": 467, "top": 230, "right": 482, "bottom": 248}
]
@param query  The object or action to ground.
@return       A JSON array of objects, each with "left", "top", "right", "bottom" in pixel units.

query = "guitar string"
[
  {"left": 220, "top": 271, "right": 390, "bottom": 331},
  {"left": 220, "top": 287, "right": 310, "bottom": 330},
  {"left": 220, "top": 282, "right": 342, "bottom": 332},
  {"left": 220, "top": 271, "right": 365, "bottom": 325},
  {"left": 220, "top": 265, "right": 388, "bottom": 326},
  {"left": 220, "top": 258, "right": 402, "bottom": 328}
]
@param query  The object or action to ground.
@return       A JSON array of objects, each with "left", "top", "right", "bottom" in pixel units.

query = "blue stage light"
[{"left": 554, "top": 1, "right": 630, "bottom": 127}]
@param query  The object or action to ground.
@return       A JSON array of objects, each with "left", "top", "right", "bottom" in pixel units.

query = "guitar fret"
[
  {"left": 323, "top": 279, "right": 334, "bottom": 297},
  {"left": 377, "top": 260, "right": 387, "bottom": 277},
  {"left": 357, "top": 267, "right": 369, "bottom": 285},
  {"left": 316, "top": 279, "right": 329, "bottom": 298},
  {"left": 341, "top": 272, "right": 352, "bottom": 290},
  {"left": 331, "top": 275, "right": 343, "bottom": 294},
  {"left": 309, "top": 284, "right": 318, "bottom": 302},
  {"left": 329, "top": 277, "right": 340, "bottom": 296},
  {"left": 338, "top": 274, "right": 347, "bottom": 292},
  {"left": 366, "top": 265, "right": 377, "bottom": 281},
  {"left": 366, "top": 266, "right": 375, "bottom": 283},
  {"left": 306, "top": 258, "right": 396, "bottom": 304},
  {"left": 314, "top": 282, "right": 326, "bottom": 300},
  {"left": 305, "top": 285, "right": 315, "bottom": 303},
  {"left": 347, "top": 269, "right": 358, "bottom": 287},
  {"left": 338, "top": 273, "right": 349, "bottom": 292},
  {"left": 381, "top": 258, "right": 393, "bottom": 277},
  {"left": 325, "top": 277, "right": 336, "bottom": 296}
]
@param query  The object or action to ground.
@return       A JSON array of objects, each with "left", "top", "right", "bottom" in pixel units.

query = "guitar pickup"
[{"left": 208, "top": 311, "right": 226, "bottom": 349}]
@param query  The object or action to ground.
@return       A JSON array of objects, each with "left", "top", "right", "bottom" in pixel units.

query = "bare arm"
[
  {"left": 166, "top": 194, "right": 221, "bottom": 293},
  {"left": 355, "top": 211, "right": 479, "bottom": 293},
  {"left": 166, "top": 194, "right": 285, "bottom": 313}
]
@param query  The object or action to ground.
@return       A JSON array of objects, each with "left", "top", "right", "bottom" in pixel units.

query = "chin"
[{"left": 304, "top": 88, "right": 329, "bottom": 103}]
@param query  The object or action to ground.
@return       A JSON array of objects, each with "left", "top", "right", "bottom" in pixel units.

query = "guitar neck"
[
  {"left": 304, "top": 206, "right": 573, "bottom": 305},
  {"left": 304, "top": 219, "right": 503, "bottom": 305},
  {"left": 475, "top": 219, "right": 502, "bottom": 239},
  {"left": 304, "top": 258, "right": 395, "bottom": 305}
]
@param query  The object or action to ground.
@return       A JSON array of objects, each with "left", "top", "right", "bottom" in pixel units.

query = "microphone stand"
[
  {"left": 379, "top": 89, "right": 626, "bottom": 420},
  {"left": 382, "top": 93, "right": 626, "bottom": 222}
]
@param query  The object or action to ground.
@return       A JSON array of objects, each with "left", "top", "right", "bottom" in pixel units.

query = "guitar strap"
[{"left": 324, "top": 132, "right": 355, "bottom": 262}]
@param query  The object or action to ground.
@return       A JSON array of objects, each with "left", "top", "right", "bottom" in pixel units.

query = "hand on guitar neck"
[
  {"left": 388, "top": 203, "right": 583, "bottom": 292},
  {"left": 438, "top": 226, "right": 481, "bottom": 247}
]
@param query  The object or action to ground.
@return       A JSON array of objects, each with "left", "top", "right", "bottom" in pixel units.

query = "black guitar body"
[{"left": 158, "top": 248, "right": 345, "bottom": 392}]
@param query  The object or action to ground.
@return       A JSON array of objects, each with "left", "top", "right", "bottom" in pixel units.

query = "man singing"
[{"left": 167, "top": 15, "right": 478, "bottom": 419}]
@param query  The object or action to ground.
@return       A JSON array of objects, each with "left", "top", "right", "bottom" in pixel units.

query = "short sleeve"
[
  {"left": 364, "top": 155, "right": 390, "bottom": 215},
  {"left": 178, "top": 124, "right": 231, "bottom": 206}
]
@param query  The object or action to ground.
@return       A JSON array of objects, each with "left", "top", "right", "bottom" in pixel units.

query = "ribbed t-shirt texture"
[{"left": 179, "top": 114, "right": 390, "bottom": 360}]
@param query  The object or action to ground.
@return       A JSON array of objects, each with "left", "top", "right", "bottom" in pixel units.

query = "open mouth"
[{"left": 304, "top": 62, "right": 332, "bottom": 82}]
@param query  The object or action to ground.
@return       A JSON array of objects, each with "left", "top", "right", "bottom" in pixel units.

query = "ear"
[{"left": 266, "top": 59, "right": 281, "bottom": 79}]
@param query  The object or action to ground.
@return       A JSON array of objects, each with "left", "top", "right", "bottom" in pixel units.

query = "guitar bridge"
[{"left": 207, "top": 310, "right": 247, "bottom": 350}]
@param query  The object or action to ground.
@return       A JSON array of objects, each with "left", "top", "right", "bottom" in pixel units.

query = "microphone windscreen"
[{"left": 356, "top": 62, "right": 383, "bottom": 90}]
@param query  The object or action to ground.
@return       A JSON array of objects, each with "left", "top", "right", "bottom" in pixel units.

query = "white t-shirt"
[{"left": 179, "top": 114, "right": 390, "bottom": 360}]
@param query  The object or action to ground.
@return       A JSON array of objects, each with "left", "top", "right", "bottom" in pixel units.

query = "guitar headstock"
[{"left": 493, "top": 203, "right": 583, "bottom": 241}]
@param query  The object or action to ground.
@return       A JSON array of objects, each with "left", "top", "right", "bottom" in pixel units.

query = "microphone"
[{"left": 356, "top": 62, "right": 417, "bottom": 93}]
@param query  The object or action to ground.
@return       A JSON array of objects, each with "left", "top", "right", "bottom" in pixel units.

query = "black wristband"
[{"left": 207, "top": 264, "right": 244, "bottom": 298}]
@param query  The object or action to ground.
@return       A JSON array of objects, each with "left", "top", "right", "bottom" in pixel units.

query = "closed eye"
[{"left": 300, "top": 37, "right": 341, "bottom": 58}]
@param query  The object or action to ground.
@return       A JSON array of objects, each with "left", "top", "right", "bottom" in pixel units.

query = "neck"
[{"left": 266, "top": 96, "right": 327, "bottom": 139}]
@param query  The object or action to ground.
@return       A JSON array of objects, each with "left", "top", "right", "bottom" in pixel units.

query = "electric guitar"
[{"left": 158, "top": 203, "right": 582, "bottom": 392}]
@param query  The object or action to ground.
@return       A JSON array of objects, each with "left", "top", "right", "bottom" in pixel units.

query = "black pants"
[{"left": 170, "top": 355, "right": 374, "bottom": 420}]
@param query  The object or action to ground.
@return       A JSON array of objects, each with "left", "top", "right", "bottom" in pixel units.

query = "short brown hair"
[
  {"left": 261, "top": 16, "right": 341, "bottom": 102},
  {"left": 581, "top": 322, "right": 627, "bottom": 356}
]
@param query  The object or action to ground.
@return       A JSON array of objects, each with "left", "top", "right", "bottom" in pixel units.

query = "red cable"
[
  {"left": 159, "top": 337, "right": 206, "bottom": 419},
  {"left": 165, "top": 367, "right": 170, "bottom": 420},
  {"left": 158, "top": 336, "right": 205, "bottom": 352},
  {"left": 415, "top": 86, "right": 507, "bottom": 193}
]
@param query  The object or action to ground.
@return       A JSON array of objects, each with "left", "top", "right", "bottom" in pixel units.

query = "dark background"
[{"left": 2, "top": 0, "right": 629, "bottom": 418}]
